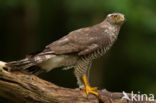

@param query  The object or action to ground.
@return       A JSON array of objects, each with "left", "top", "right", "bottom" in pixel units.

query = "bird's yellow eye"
[{"left": 112, "top": 15, "right": 117, "bottom": 19}]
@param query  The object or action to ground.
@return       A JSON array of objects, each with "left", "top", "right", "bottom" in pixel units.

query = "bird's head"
[{"left": 106, "top": 13, "right": 125, "bottom": 25}]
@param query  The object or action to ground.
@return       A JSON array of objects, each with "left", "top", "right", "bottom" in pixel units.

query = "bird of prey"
[{"left": 1, "top": 13, "right": 125, "bottom": 95}]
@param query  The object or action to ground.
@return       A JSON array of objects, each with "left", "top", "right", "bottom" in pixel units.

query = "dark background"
[{"left": 0, "top": 0, "right": 156, "bottom": 102}]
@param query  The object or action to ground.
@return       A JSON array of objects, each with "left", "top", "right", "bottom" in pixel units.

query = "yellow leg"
[{"left": 81, "top": 75, "right": 98, "bottom": 96}]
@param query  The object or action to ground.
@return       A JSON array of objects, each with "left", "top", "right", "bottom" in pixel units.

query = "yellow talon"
[{"left": 82, "top": 75, "right": 98, "bottom": 96}]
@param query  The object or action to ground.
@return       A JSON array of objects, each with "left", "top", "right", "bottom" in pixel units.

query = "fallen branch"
[{"left": 0, "top": 63, "right": 155, "bottom": 103}]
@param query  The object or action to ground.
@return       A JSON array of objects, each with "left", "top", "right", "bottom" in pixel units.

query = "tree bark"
[{"left": 0, "top": 69, "right": 155, "bottom": 103}]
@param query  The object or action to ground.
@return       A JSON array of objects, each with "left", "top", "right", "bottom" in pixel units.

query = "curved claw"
[
  {"left": 82, "top": 75, "right": 98, "bottom": 96},
  {"left": 81, "top": 85, "right": 98, "bottom": 95}
]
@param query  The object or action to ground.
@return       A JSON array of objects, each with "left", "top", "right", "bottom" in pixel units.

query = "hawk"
[{"left": 1, "top": 13, "right": 125, "bottom": 95}]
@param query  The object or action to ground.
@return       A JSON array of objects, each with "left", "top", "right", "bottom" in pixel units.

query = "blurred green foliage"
[{"left": 0, "top": 0, "right": 156, "bottom": 102}]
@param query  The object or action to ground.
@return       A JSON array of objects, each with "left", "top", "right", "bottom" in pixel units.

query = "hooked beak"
[{"left": 117, "top": 15, "right": 125, "bottom": 22}]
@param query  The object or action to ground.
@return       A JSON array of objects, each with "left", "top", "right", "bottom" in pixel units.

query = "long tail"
[
  {"left": 6, "top": 51, "right": 55, "bottom": 75},
  {"left": 6, "top": 58, "right": 43, "bottom": 75},
  {"left": 7, "top": 58, "right": 35, "bottom": 70}
]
